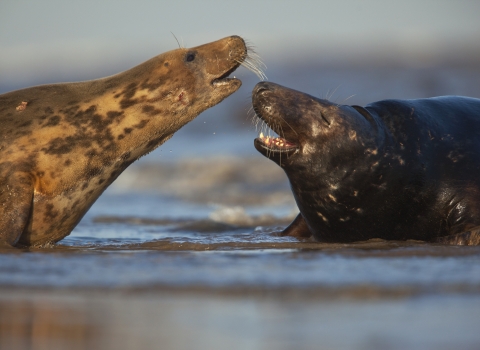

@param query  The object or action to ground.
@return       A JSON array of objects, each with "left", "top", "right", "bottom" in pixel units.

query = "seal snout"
[{"left": 252, "top": 82, "right": 300, "bottom": 164}]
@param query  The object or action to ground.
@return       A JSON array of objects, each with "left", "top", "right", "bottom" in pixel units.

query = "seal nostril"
[{"left": 255, "top": 87, "right": 269, "bottom": 95}]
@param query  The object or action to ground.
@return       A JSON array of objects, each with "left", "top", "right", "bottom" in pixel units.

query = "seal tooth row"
[{"left": 259, "top": 132, "right": 289, "bottom": 147}]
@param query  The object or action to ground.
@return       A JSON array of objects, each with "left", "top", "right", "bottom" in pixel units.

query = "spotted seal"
[
  {"left": 0, "top": 35, "right": 261, "bottom": 247},
  {"left": 252, "top": 81, "right": 480, "bottom": 245}
]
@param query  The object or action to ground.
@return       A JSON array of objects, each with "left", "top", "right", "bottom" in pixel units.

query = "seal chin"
[{"left": 210, "top": 76, "right": 242, "bottom": 104}]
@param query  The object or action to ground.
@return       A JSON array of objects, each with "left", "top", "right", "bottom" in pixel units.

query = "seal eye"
[
  {"left": 320, "top": 112, "right": 331, "bottom": 126},
  {"left": 185, "top": 52, "right": 196, "bottom": 62}
]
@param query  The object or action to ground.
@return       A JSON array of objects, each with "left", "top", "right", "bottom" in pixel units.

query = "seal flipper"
[
  {"left": 434, "top": 228, "right": 480, "bottom": 246},
  {"left": 280, "top": 213, "right": 313, "bottom": 238},
  {"left": 0, "top": 172, "right": 34, "bottom": 247}
]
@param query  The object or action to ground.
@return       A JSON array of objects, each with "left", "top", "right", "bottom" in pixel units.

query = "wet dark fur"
[
  {"left": 0, "top": 36, "right": 247, "bottom": 247},
  {"left": 253, "top": 82, "right": 480, "bottom": 245}
]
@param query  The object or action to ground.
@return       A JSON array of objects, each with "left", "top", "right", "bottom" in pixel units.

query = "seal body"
[
  {"left": 0, "top": 36, "right": 249, "bottom": 247},
  {"left": 252, "top": 82, "right": 480, "bottom": 245}
]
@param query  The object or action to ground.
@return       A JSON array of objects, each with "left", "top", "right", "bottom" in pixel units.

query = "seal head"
[{"left": 253, "top": 81, "right": 480, "bottom": 245}]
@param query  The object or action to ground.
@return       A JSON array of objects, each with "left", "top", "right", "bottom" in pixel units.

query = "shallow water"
[
  {"left": 2, "top": 186, "right": 480, "bottom": 349},
  {"left": 2, "top": 62, "right": 480, "bottom": 349}
]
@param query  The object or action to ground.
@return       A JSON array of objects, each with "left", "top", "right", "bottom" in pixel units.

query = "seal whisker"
[
  {"left": 258, "top": 118, "right": 266, "bottom": 134},
  {"left": 254, "top": 115, "right": 262, "bottom": 131},
  {"left": 263, "top": 119, "right": 270, "bottom": 137},
  {"left": 170, "top": 32, "right": 184, "bottom": 49},
  {"left": 249, "top": 109, "right": 259, "bottom": 129},
  {"left": 324, "top": 88, "right": 330, "bottom": 101},
  {"left": 257, "top": 117, "right": 265, "bottom": 133},
  {"left": 247, "top": 106, "right": 256, "bottom": 126},
  {"left": 326, "top": 84, "right": 342, "bottom": 101},
  {"left": 341, "top": 94, "right": 356, "bottom": 104},
  {"left": 238, "top": 58, "right": 267, "bottom": 81},
  {"left": 253, "top": 113, "right": 268, "bottom": 135},
  {"left": 277, "top": 115, "right": 299, "bottom": 136},
  {"left": 237, "top": 43, "right": 267, "bottom": 81},
  {"left": 278, "top": 121, "right": 286, "bottom": 140},
  {"left": 250, "top": 105, "right": 263, "bottom": 131}
]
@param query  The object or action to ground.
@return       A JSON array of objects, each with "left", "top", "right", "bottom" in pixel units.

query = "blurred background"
[
  {"left": 2, "top": 0, "right": 480, "bottom": 161},
  {"left": 1, "top": 2, "right": 480, "bottom": 349},
  {"left": 2, "top": 0, "right": 479, "bottom": 200}
]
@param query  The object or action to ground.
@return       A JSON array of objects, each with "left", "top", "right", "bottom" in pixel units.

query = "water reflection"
[
  {"left": 1, "top": 291, "right": 479, "bottom": 350},
  {"left": 0, "top": 297, "right": 96, "bottom": 350}
]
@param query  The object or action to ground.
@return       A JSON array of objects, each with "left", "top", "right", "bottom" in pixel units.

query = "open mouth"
[
  {"left": 256, "top": 132, "right": 298, "bottom": 153},
  {"left": 212, "top": 69, "right": 239, "bottom": 87},
  {"left": 252, "top": 88, "right": 299, "bottom": 162},
  {"left": 212, "top": 62, "right": 242, "bottom": 87},
  {"left": 254, "top": 122, "right": 300, "bottom": 160},
  {"left": 253, "top": 90, "right": 299, "bottom": 156}
]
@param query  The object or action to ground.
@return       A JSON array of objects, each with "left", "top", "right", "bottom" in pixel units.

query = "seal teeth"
[{"left": 258, "top": 131, "right": 297, "bottom": 150}]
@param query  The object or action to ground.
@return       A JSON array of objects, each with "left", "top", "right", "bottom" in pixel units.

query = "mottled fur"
[
  {"left": 253, "top": 82, "right": 480, "bottom": 245},
  {"left": 0, "top": 36, "right": 247, "bottom": 247}
]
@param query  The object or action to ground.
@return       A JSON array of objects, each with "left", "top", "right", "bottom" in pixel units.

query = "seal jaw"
[{"left": 210, "top": 74, "right": 242, "bottom": 104}]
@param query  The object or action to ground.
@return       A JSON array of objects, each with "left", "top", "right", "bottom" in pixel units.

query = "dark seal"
[
  {"left": 0, "top": 35, "right": 262, "bottom": 248},
  {"left": 252, "top": 81, "right": 480, "bottom": 245}
]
